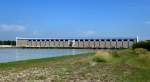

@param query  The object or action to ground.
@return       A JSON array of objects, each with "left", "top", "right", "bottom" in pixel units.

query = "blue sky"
[{"left": 0, "top": 0, "right": 150, "bottom": 40}]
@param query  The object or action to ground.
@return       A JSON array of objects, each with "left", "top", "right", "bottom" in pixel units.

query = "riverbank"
[
  {"left": 0, "top": 49, "right": 150, "bottom": 82},
  {"left": 0, "top": 45, "right": 15, "bottom": 48}
]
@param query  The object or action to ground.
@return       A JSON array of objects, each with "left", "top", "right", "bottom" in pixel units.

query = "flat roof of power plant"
[{"left": 16, "top": 37, "right": 137, "bottom": 40}]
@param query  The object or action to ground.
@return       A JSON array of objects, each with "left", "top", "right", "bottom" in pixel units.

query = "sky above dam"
[{"left": 0, "top": 0, "right": 150, "bottom": 40}]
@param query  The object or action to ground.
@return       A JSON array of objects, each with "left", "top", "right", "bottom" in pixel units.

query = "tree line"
[{"left": 0, "top": 41, "right": 16, "bottom": 45}]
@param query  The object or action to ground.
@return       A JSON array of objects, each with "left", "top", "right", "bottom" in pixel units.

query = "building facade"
[{"left": 16, "top": 37, "right": 137, "bottom": 49}]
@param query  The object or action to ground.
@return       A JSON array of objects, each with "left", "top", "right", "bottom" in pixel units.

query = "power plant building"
[{"left": 16, "top": 37, "right": 137, "bottom": 49}]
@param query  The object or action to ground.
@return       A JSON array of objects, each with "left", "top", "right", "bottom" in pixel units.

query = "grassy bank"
[
  {"left": 0, "top": 53, "right": 94, "bottom": 70},
  {"left": 0, "top": 49, "right": 150, "bottom": 82}
]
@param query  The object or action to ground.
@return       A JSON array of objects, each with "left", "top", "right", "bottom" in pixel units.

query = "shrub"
[
  {"left": 132, "top": 41, "right": 150, "bottom": 51},
  {"left": 109, "top": 50, "right": 119, "bottom": 57},
  {"left": 93, "top": 57, "right": 106, "bottom": 62},
  {"left": 113, "top": 49, "right": 136, "bottom": 57},
  {"left": 93, "top": 51, "right": 112, "bottom": 62},
  {"left": 134, "top": 48, "right": 148, "bottom": 55}
]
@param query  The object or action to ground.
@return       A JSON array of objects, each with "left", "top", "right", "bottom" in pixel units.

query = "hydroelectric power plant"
[{"left": 16, "top": 37, "right": 138, "bottom": 49}]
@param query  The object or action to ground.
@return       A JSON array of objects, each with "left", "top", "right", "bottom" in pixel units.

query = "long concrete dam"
[{"left": 16, "top": 37, "right": 137, "bottom": 49}]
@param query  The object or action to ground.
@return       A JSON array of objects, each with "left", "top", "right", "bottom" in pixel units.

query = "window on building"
[
  {"left": 124, "top": 39, "right": 128, "bottom": 41},
  {"left": 90, "top": 39, "right": 94, "bottom": 41},
  {"left": 118, "top": 39, "right": 122, "bottom": 41},
  {"left": 112, "top": 39, "right": 116, "bottom": 41},
  {"left": 130, "top": 39, "right": 134, "bottom": 41},
  {"left": 106, "top": 39, "right": 110, "bottom": 41}
]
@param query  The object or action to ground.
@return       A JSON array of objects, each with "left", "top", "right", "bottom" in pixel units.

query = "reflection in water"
[
  {"left": 72, "top": 49, "right": 75, "bottom": 55},
  {"left": 0, "top": 48, "right": 95, "bottom": 63}
]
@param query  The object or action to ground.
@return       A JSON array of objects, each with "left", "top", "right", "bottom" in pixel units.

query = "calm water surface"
[{"left": 0, "top": 48, "right": 95, "bottom": 63}]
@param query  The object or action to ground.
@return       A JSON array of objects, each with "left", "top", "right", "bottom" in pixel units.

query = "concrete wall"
[{"left": 17, "top": 39, "right": 28, "bottom": 47}]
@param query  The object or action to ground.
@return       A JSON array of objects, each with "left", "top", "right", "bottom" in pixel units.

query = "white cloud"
[
  {"left": 0, "top": 24, "right": 25, "bottom": 32},
  {"left": 80, "top": 30, "right": 97, "bottom": 36},
  {"left": 145, "top": 21, "right": 150, "bottom": 24},
  {"left": 32, "top": 31, "right": 40, "bottom": 35}
]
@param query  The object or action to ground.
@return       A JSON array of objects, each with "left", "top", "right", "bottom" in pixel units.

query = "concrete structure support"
[
  {"left": 95, "top": 40, "right": 100, "bottom": 48},
  {"left": 74, "top": 40, "right": 79, "bottom": 48},
  {"left": 59, "top": 40, "right": 64, "bottom": 47},
  {"left": 78, "top": 40, "right": 84, "bottom": 48},
  {"left": 111, "top": 40, "right": 117, "bottom": 48}
]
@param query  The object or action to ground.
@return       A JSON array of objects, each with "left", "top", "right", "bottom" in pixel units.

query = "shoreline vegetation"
[{"left": 0, "top": 49, "right": 150, "bottom": 82}]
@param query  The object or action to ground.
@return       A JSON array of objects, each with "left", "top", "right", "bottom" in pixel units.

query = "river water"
[{"left": 0, "top": 48, "right": 95, "bottom": 63}]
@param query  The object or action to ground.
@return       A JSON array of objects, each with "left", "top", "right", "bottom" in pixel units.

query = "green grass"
[
  {"left": 0, "top": 53, "right": 94, "bottom": 70},
  {"left": 0, "top": 49, "right": 150, "bottom": 82},
  {"left": 110, "top": 49, "right": 150, "bottom": 82}
]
